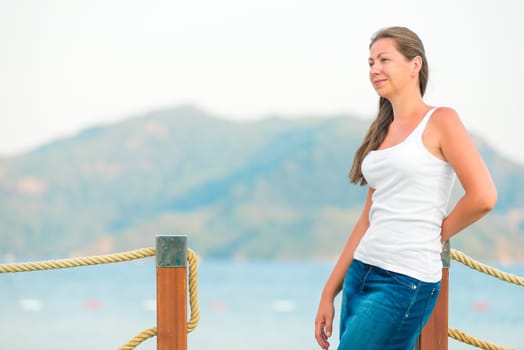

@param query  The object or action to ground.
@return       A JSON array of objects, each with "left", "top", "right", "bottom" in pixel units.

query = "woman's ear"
[{"left": 412, "top": 56, "right": 423, "bottom": 76}]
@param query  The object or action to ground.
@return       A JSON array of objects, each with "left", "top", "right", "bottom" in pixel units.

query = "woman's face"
[{"left": 368, "top": 38, "right": 417, "bottom": 99}]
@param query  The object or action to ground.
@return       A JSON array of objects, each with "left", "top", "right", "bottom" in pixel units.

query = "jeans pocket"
[{"left": 384, "top": 269, "right": 419, "bottom": 290}]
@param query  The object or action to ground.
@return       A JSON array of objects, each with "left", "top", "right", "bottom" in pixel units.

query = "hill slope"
[{"left": 1, "top": 105, "right": 523, "bottom": 262}]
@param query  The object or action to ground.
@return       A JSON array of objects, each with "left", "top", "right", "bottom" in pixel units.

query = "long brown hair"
[{"left": 349, "top": 26, "right": 429, "bottom": 185}]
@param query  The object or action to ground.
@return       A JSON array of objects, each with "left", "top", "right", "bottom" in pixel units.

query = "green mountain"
[{"left": 1, "top": 105, "right": 523, "bottom": 262}]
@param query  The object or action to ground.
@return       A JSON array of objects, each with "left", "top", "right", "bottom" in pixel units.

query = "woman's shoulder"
[
  {"left": 427, "top": 106, "right": 470, "bottom": 146},
  {"left": 430, "top": 106, "right": 464, "bottom": 130},
  {"left": 431, "top": 106, "right": 459, "bottom": 119}
]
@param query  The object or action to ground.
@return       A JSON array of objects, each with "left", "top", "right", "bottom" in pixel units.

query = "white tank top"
[{"left": 354, "top": 107, "right": 456, "bottom": 282}]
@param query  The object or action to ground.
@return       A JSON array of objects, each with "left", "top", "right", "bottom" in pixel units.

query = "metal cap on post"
[
  {"left": 157, "top": 235, "right": 187, "bottom": 268},
  {"left": 441, "top": 240, "right": 451, "bottom": 269},
  {"left": 416, "top": 240, "right": 450, "bottom": 350},
  {"left": 156, "top": 235, "right": 187, "bottom": 350}
]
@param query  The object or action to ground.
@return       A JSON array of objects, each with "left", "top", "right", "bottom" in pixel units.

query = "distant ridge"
[{"left": 1, "top": 105, "right": 523, "bottom": 262}]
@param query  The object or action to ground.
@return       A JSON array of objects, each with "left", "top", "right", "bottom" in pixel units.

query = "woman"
[{"left": 314, "top": 26, "right": 497, "bottom": 350}]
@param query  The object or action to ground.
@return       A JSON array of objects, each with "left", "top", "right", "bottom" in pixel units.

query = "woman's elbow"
[{"left": 478, "top": 187, "right": 498, "bottom": 213}]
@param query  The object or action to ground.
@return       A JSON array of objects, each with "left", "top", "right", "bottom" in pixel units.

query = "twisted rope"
[
  {"left": 186, "top": 248, "right": 200, "bottom": 332},
  {"left": 449, "top": 328, "right": 514, "bottom": 350},
  {"left": 451, "top": 249, "right": 524, "bottom": 287},
  {"left": 119, "top": 248, "right": 200, "bottom": 350},
  {"left": 448, "top": 249, "right": 521, "bottom": 350},
  {"left": 0, "top": 246, "right": 200, "bottom": 350},
  {"left": 118, "top": 327, "right": 157, "bottom": 350},
  {"left": 0, "top": 247, "right": 156, "bottom": 273},
  {"left": 2, "top": 247, "right": 521, "bottom": 349}
]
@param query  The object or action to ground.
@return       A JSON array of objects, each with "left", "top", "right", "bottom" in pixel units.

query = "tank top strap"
[{"left": 411, "top": 107, "right": 437, "bottom": 139}]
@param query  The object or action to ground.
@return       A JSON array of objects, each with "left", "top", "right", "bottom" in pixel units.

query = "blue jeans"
[{"left": 338, "top": 259, "right": 440, "bottom": 350}]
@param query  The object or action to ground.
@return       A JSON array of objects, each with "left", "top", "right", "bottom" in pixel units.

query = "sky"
[{"left": 1, "top": 0, "right": 524, "bottom": 164}]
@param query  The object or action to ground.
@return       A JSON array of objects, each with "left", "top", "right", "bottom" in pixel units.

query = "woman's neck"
[{"left": 389, "top": 93, "right": 428, "bottom": 122}]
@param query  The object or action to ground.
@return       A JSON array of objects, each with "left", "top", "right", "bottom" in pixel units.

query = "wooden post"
[
  {"left": 156, "top": 235, "right": 187, "bottom": 350},
  {"left": 416, "top": 240, "right": 450, "bottom": 350}
]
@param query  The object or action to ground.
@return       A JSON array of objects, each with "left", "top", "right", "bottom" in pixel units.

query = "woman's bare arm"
[
  {"left": 432, "top": 107, "right": 497, "bottom": 242},
  {"left": 314, "top": 187, "right": 374, "bottom": 349}
]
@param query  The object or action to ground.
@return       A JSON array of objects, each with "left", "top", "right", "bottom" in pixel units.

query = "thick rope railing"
[
  {"left": 448, "top": 328, "right": 514, "bottom": 350},
  {"left": 447, "top": 248, "right": 522, "bottom": 350},
  {"left": 118, "top": 248, "right": 200, "bottom": 350},
  {"left": 0, "top": 247, "right": 200, "bottom": 350},
  {"left": 1, "top": 248, "right": 520, "bottom": 349},
  {"left": 451, "top": 248, "right": 524, "bottom": 287},
  {"left": 186, "top": 249, "right": 201, "bottom": 331},
  {"left": 0, "top": 247, "right": 156, "bottom": 273},
  {"left": 119, "top": 327, "right": 157, "bottom": 350}
]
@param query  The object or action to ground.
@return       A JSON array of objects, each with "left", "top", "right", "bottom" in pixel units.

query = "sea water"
[{"left": 0, "top": 259, "right": 522, "bottom": 350}]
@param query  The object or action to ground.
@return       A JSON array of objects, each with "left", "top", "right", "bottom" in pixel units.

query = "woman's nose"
[{"left": 369, "top": 63, "right": 380, "bottom": 75}]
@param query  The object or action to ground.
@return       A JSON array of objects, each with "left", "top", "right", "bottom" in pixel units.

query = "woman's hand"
[{"left": 315, "top": 296, "right": 335, "bottom": 349}]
